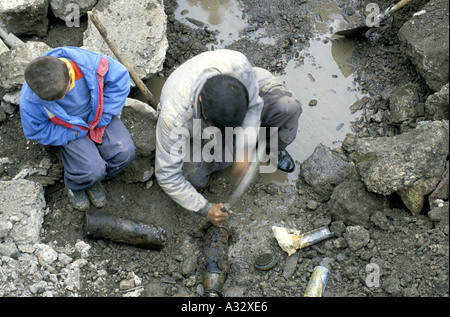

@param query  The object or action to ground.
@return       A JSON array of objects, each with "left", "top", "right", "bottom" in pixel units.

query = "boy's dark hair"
[
  {"left": 199, "top": 75, "right": 249, "bottom": 131},
  {"left": 24, "top": 56, "right": 70, "bottom": 101}
]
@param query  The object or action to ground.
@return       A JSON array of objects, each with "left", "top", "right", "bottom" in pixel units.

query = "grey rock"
[
  {"left": 370, "top": 210, "right": 389, "bottom": 230},
  {"left": 398, "top": 0, "right": 449, "bottom": 91},
  {"left": 383, "top": 276, "right": 401, "bottom": 296},
  {"left": 1, "top": 101, "right": 15, "bottom": 115},
  {"left": 35, "top": 244, "right": 58, "bottom": 265},
  {"left": 343, "top": 225, "right": 370, "bottom": 251},
  {"left": 82, "top": 0, "right": 168, "bottom": 81},
  {"left": 428, "top": 201, "right": 449, "bottom": 225},
  {"left": 0, "top": 0, "right": 49, "bottom": 37},
  {"left": 0, "top": 38, "right": 8, "bottom": 54},
  {"left": 0, "top": 107, "right": 6, "bottom": 122},
  {"left": 397, "top": 177, "right": 440, "bottom": 216},
  {"left": 425, "top": 83, "right": 449, "bottom": 120},
  {"left": 389, "top": 83, "right": 420, "bottom": 124},
  {"left": 329, "top": 180, "right": 388, "bottom": 228},
  {"left": 0, "top": 242, "right": 19, "bottom": 258},
  {"left": 283, "top": 252, "right": 299, "bottom": 279},
  {"left": 2, "top": 89, "right": 21, "bottom": 105},
  {"left": 330, "top": 220, "right": 346, "bottom": 237},
  {"left": 402, "top": 286, "right": 420, "bottom": 297},
  {"left": 353, "top": 121, "right": 449, "bottom": 208},
  {"left": 300, "top": 143, "right": 358, "bottom": 200},
  {"left": 29, "top": 280, "right": 48, "bottom": 294},
  {"left": 0, "top": 41, "right": 52, "bottom": 92},
  {"left": 75, "top": 240, "right": 91, "bottom": 258},
  {"left": 0, "top": 180, "right": 46, "bottom": 245}
]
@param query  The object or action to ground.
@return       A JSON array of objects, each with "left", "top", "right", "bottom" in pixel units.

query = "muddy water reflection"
[
  {"left": 261, "top": 1, "right": 366, "bottom": 185},
  {"left": 175, "top": 0, "right": 247, "bottom": 48}
]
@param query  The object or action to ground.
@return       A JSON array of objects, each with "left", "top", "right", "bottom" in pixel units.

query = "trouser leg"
[
  {"left": 260, "top": 86, "right": 302, "bottom": 151},
  {"left": 61, "top": 117, "right": 135, "bottom": 191},
  {"left": 97, "top": 116, "right": 136, "bottom": 179},
  {"left": 183, "top": 138, "right": 233, "bottom": 190}
]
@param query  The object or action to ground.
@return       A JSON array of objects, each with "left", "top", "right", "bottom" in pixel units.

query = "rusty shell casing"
[
  {"left": 304, "top": 266, "right": 331, "bottom": 297},
  {"left": 203, "top": 225, "right": 229, "bottom": 297},
  {"left": 84, "top": 211, "right": 167, "bottom": 250},
  {"left": 299, "top": 226, "right": 334, "bottom": 249}
]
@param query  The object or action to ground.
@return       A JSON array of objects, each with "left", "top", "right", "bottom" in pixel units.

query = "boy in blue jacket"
[{"left": 19, "top": 47, "right": 136, "bottom": 211}]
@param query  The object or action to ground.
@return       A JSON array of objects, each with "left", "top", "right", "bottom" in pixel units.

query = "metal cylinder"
[
  {"left": 203, "top": 225, "right": 229, "bottom": 297},
  {"left": 299, "top": 226, "right": 334, "bottom": 249},
  {"left": 84, "top": 211, "right": 167, "bottom": 249},
  {"left": 304, "top": 266, "right": 331, "bottom": 297}
]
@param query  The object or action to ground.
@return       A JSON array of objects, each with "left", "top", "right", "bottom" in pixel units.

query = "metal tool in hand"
[
  {"left": 334, "top": 0, "right": 413, "bottom": 38},
  {"left": 221, "top": 152, "right": 261, "bottom": 213}
]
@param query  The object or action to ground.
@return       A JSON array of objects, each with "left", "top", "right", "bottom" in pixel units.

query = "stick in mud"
[{"left": 88, "top": 12, "right": 157, "bottom": 109}]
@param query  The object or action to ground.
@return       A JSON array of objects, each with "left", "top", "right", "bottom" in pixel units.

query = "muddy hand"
[{"left": 207, "top": 203, "right": 232, "bottom": 226}]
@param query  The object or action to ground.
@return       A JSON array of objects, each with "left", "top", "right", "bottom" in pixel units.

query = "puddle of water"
[
  {"left": 260, "top": 1, "right": 366, "bottom": 185},
  {"left": 174, "top": 0, "right": 247, "bottom": 48},
  {"left": 174, "top": 0, "right": 276, "bottom": 48}
]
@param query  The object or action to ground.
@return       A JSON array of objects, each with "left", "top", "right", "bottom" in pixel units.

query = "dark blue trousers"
[{"left": 60, "top": 116, "right": 136, "bottom": 191}]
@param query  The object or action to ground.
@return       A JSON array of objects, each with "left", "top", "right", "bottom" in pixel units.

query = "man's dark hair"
[
  {"left": 24, "top": 56, "right": 70, "bottom": 101},
  {"left": 199, "top": 75, "right": 249, "bottom": 131}
]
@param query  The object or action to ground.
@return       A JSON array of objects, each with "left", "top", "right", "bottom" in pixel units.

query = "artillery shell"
[
  {"left": 299, "top": 226, "right": 334, "bottom": 249},
  {"left": 203, "top": 225, "right": 229, "bottom": 297},
  {"left": 304, "top": 266, "right": 330, "bottom": 297},
  {"left": 84, "top": 211, "right": 167, "bottom": 249}
]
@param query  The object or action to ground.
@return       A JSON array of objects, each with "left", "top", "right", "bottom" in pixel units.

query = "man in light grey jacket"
[{"left": 155, "top": 49, "right": 302, "bottom": 226}]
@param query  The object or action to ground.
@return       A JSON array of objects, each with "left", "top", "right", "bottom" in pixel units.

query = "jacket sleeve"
[
  {"left": 19, "top": 103, "right": 87, "bottom": 146},
  {"left": 155, "top": 109, "right": 211, "bottom": 216},
  {"left": 97, "top": 56, "right": 131, "bottom": 127}
]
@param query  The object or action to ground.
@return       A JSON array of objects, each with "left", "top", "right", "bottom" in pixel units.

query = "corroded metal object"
[
  {"left": 272, "top": 226, "right": 334, "bottom": 256},
  {"left": 203, "top": 225, "right": 230, "bottom": 297},
  {"left": 255, "top": 253, "right": 277, "bottom": 271},
  {"left": 304, "top": 266, "right": 331, "bottom": 297},
  {"left": 299, "top": 227, "right": 334, "bottom": 249},
  {"left": 84, "top": 211, "right": 167, "bottom": 249}
]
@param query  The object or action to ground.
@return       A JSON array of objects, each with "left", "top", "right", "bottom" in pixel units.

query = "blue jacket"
[{"left": 19, "top": 47, "right": 130, "bottom": 146}]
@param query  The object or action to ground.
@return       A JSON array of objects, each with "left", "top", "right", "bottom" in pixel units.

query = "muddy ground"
[{"left": 1, "top": 0, "right": 448, "bottom": 299}]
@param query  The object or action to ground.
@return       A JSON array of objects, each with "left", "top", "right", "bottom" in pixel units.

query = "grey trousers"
[
  {"left": 60, "top": 116, "right": 136, "bottom": 191},
  {"left": 183, "top": 85, "right": 302, "bottom": 189}
]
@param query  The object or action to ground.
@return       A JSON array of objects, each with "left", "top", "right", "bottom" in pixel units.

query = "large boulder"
[
  {"left": 0, "top": 0, "right": 49, "bottom": 37},
  {"left": 329, "top": 180, "right": 388, "bottom": 228},
  {"left": 0, "top": 41, "right": 52, "bottom": 92},
  {"left": 424, "top": 83, "right": 449, "bottom": 120},
  {"left": 300, "top": 143, "right": 359, "bottom": 200},
  {"left": 353, "top": 121, "right": 449, "bottom": 214},
  {"left": 389, "top": 83, "right": 421, "bottom": 124},
  {"left": 82, "top": 0, "right": 168, "bottom": 81},
  {"left": 398, "top": 0, "right": 449, "bottom": 91},
  {"left": 0, "top": 179, "right": 47, "bottom": 245}
]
